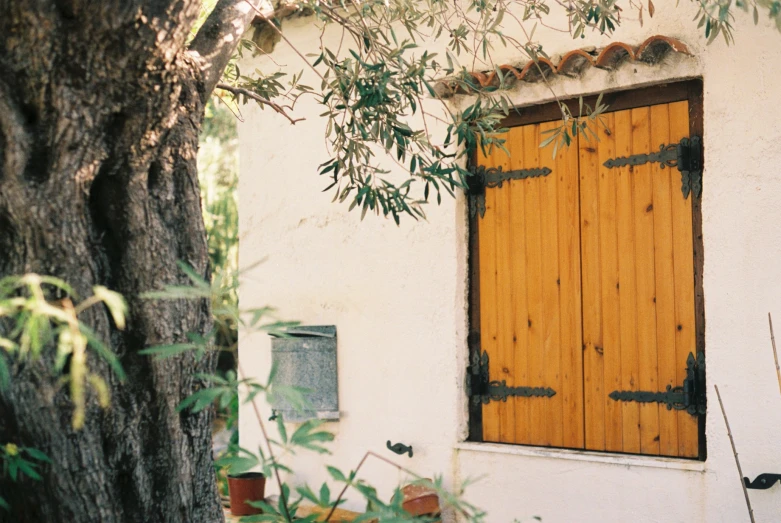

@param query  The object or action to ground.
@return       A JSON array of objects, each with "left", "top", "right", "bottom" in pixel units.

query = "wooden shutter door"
[
  {"left": 477, "top": 121, "right": 584, "bottom": 448},
  {"left": 578, "top": 100, "right": 699, "bottom": 458}
]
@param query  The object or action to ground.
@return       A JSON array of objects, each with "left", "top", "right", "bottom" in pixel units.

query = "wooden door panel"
[
  {"left": 476, "top": 123, "right": 583, "bottom": 448},
  {"left": 579, "top": 101, "right": 699, "bottom": 458},
  {"left": 473, "top": 98, "right": 699, "bottom": 458}
]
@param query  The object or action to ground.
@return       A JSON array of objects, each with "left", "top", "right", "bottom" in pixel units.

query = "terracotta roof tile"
[{"left": 436, "top": 35, "right": 691, "bottom": 97}]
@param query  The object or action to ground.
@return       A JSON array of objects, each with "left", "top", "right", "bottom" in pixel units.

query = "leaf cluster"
[
  {"left": 222, "top": 0, "right": 781, "bottom": 224},
  {"left": 0, "top": 275, "right": 126, "bottom": 429},
  {"left": 0, "top": 443, "right": 51, "bottom": 510}
]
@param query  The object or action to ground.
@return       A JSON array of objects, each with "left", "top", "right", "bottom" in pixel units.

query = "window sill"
[{"left": 454, "top": 441, "right": 706, "bottom": 472}]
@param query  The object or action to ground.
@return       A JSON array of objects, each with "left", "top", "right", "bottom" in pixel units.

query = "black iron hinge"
[
  {"left": 466, "top": 343, "right": 556, "bottom": 405},
  {"left": 467, "top": 164, "right": 552, "bottom": 218},
  {"left": 602, "top": 135, "right": 703, "bottom": 199},
  {"left": 608, "top": 352, "right": 706, "bottom": 417}
]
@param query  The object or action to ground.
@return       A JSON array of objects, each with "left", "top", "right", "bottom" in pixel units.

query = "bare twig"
[
  {"left": 715, "top": 384, "right": 755, "bottom": 523},
  {"left": 769, "top": 313, "right": 781, "bottom": 399},
  {"left": 216, "top": 83, "right": 304, "bottom": 124},
  {"left": 238, "top": 365, "right": 293, "bottom": 522}
]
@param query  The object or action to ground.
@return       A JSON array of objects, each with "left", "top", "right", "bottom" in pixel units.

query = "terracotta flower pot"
[
  {"left": 400, "top": 483, "right": 440, "bottom": 518},
  {"left": 228, "top": 472, "right": 266, "bottom": 516}
]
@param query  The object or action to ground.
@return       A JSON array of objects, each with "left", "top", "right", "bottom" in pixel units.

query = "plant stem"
[
  {"left": 325, "top": 450, "right": 467, "bottom": 522},
  {"left": 715, "top": 384, "right": 755, "bottom": 523},
  {"left": 238, "top": 365, "right": 292, "bottom": 522},
  {"left": 769, "top": 313, "right": 781, "bottom": 399}
]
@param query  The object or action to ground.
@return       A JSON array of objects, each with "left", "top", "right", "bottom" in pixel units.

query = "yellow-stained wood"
[
  {"left": 507, "top": 127, "right": 531, "bottom": 445},
  {"left": 579, "top": 121, "right": 605, "bottom": 451},
  {"left": 476, "top": 99, "right": 699, "bottom": 458},
  {"left": 477, "top": 122, "right": 581, "bottom": 448},
  {"left": 614, "top": 109, "right": 641, "bottom": 454},
  {"left": 539, "top": 121, "right": 564, "bottom": 448},
  {"left": 649, "top": 103, "right": 679, "bottom": 456},
  {"left": 580, "top": 102, "right": 698, "bottom": 458},
  {"left": 630, "top": 106, "right": 661, "bottom": 456},
  {"left": 476, "top": 145, "right": 500, "bottom": 442},
  {"left": 522, "top": 123, "right": 546, "bottom": 447},
  {"left": 594, "top": 113, "right": 624, "bottom": 452},
  {"left": 554, "top": 127, "right": 585, "bottom": 450},
  {"left": 491, "top": 142, "right": 516, "bottom": 443},
  {"left": 669, "top": 100, "right": 699, "bottom": 458}
]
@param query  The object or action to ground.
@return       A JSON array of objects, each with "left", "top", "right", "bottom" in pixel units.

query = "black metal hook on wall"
[
  {"left": 386, "top": 440, "right": 413, "bottom": 458},
  {"left": 744, "top": 474, "right": 781, "bottom": 490}
]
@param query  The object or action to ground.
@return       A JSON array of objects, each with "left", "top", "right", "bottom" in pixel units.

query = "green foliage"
[
  {"left": 540, "top": 93, "right": 609, "bottom": 157},
  {"left": 217, "top": 0, "right": 781, "bottom": 224},
  {"left": 142, "top": 267, "right": 488, "bottom": 520},
  {"left": 198, "top": 101, "right": 240, "bottom": 352},
  {"left": 0, "top": 274, "right": 126, "bottom": 429},
  {"left": 0, "top": 443, "right": 51, "bottom": 510}
]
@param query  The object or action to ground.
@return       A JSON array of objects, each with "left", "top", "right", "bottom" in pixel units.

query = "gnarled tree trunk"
[{"left": 0, "top": 1, "right": 257, "bottom": 520}]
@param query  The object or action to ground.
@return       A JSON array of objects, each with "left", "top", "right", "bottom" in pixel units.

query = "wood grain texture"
[
  {"left": 630, "top": 106, "right": 661, "bottom": 456},
  {"left": 579, "top": 121, "right": 605, "bottom": 451},
  {"left": 650, "top": 103, "right": 679, "bottom": 456},
  {"left": 475, "top": 98, "right": 700, "bottom": 458},
  {"left": 507, "top": 127, "right": 531, "bottom": 445},
  {"left": 492, "top": 142, "right": 517, "bottom": 443},
  {"left": 614, "top": 109, "right": 642, "bottom": 454},
  {"left": 669, "top": 100, "right": 699, "bottom": 458},
  {"left": 578, "top": 102, "right": 698, "bottom": 458},
  {"left": 522, "top": 123, "right": 546, "bottom": 447},
  {"left": 476, "top": 145, "right": 501, "bottom": 442},
  {"left": 543, "top": 120, "right": 584, "bottom": 449},
  {"left": 477, "top": 123, "right": 581, "bottom": 447},
  {"left": 595, "top": 113, "right": 623, "bottom": 452}
]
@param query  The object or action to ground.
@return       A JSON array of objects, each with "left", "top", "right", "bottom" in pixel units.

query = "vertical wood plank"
[
  {"left": 649, "top": 103, "right": 679, "bottom": 456},
  {"left": 491, "top": 142, "right": 516, "bottom": 443},
  {"left": 579, "top": 122, "right": 605, "bottom": 451},
  {"left": 669, "top": 100, "right": 699, "bottom": 458},
  {"left": 555, "top": 127, "right": 585, "bottom": 450},
  {"left": 477, "top": 148, "right": 501, "bottom": 442},
  {"left": 631, "top": 106, "right": 661, "bottom": 455},
  {"left": 522, "top": 123, "right": 546, "bottom": 447},
  {"left": 614, "top": 109, "right": 641, "bottom": 453},
  {"left": 539, "top": 121, "right": 563, "bottom": 448},
  {"left": 594, "top": 113, "right": 624, "bottom": 452},
  {"left": 508, "top": 128, "right": 531, "bottom": 445}
]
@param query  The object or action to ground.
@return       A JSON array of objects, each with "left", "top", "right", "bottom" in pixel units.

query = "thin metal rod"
[
  {"left": 715, "top": 384, "right": 755, "bottom": 523},
  {"left": 238, "top": 365, "right": 292, "bottom": 522},
  {"left": 769, "top": 313, "right": 781, "bottom": 399}
]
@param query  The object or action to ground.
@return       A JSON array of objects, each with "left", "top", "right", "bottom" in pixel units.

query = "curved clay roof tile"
[
  {"left": 635, "top": 35, "right": 691, "bottom": 63},
  {"left": 594, "top": 42, "right": 636, "bottom": 69},
  {"left": 438, "top": 36, "right": 691, "bottom": 97},
  {"left": 519, "top": 56, "right": 557, "bottom": 82},
  {"left": 556, "top": 49, "right": 596, "bottom": 77}
]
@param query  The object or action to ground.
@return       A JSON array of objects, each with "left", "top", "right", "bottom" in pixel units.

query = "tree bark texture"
[{"left": 0, "top": 1, "right": 241, "bottom": 521}]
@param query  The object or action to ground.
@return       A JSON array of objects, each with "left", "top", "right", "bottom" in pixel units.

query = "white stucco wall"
[{"left": 238, "top": 2, "right": 781, "bottom": 521}]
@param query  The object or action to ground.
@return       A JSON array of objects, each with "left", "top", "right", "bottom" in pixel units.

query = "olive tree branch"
[
  {"left": 190, "top": 0, "right": 271, "bottom": 97},
  {"left": 216, "top": 83, "right": 304, "bottom": 124}
]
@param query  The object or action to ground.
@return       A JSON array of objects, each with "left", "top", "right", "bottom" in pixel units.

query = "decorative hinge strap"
[
  {"left": 608, "top": 352, "right": 706, "bottom": 417},
  {"left": 467, "top": 165, "right": 552, "bottom": 218},
  {"left": 466, "top": 346, "right": 556, "bottom": 405},
  {"left": 602, "top": 135, "right": 703, "bottom": 200}
]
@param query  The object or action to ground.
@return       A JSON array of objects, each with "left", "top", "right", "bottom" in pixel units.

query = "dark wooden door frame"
[{"left": 466, "top": 79, "right": 706, "bottom": 460}]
